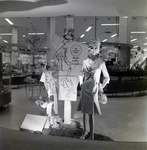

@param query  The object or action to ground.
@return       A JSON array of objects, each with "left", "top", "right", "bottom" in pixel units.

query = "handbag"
[{"left": 98, "top": 92, "right": 107, "bottom": 104}]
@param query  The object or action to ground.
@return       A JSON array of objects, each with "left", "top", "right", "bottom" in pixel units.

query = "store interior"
[{"left": 1, "top": 1, "right": 147, "bottom": 149}]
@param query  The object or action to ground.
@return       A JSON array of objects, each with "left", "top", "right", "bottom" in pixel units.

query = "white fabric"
[
  {"left": 40, "top": 71, "right": 57, "bottom": 96},
  {"left": 40, "top": 71, "right": 58, "bottom": 114},
  {"left": 80, "top": 57, "right": 110, "bottom": 88},
  {"left": 46, "top": 102, "right": 54, "bottom": 116}
]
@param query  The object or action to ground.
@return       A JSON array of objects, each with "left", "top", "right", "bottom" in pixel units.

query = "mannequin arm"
[{"left": 101, "top": 62, "right": 110, "bottom": 89}]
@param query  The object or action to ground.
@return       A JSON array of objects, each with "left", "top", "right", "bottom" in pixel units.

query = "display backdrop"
[{"left": 49, "top": 35, "right": 88, "bottom": 76}]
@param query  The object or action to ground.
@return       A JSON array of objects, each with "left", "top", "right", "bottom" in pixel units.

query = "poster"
[
  {"left": 59, "top": 76, "right": 78, "bottom": 101},
  {"left": 49, "top": 35, "right": 88, "bottom": 76}
]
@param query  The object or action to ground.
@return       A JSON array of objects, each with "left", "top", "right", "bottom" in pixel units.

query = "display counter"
[
  {"left": 11, "top": 75, "right": 26, "bottom": 86},
  {"left": 0, "top": 76, "right": 11, "bottom": 107},
  {"left": 105, "top": 75, "right": 147, "bottom": 95}
]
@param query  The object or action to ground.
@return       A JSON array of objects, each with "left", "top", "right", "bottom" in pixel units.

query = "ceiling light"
[
  {"left": 37, "top": 33, "right": 44, "bottom": 35},
  {"left": 133, "top": 46, "right": 138, "bottom": 48},
  {"left": 0, "top": 33, "right": 12, "bottom": 35},
  {"left": 144, "top": 43, "right": 147, "bottom": 45},
  {"left": 101, "top": 24, "right": 119, "bottom": 26},
  {"left": 3, "top": 40, "right": 8, "bottom": 43},
  {"left": 131, "top": 31, "right": 146, "bottom": 33},
  {"left": 111, "top": 34, "right": 117, "bottom": 38},
  {"left": 5, "top": 18, "right": 14, "bottom": 25},
  {"left": 123, "top": 16, "right": 128, "bottom": 18},
  {"left": 28, "top": 33, "right": 37, "bottom": 35},
  {"left": 86, "top": 26, "right": 92, "bottom": 32},
  {"left": 102, "top": 47, "right": 107, "bottom": 49},
  {"left": 80, "top": 34, "right": 85, "bottom": 38},
  {"left": 131, "top": 39, "right": 137, "bottom": 42},
  {"left": 82, "top": 42, "right": 86, "bottom": 44},
  {"left": 102, "top": 39, "right": 107, "bottom": 42},
  {"left": 28, "top": 33, "right": 44, "bottom": 35}
]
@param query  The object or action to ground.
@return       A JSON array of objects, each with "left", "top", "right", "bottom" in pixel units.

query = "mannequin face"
[{"left": 88, "top": 41, "right": 100, "bottom": 56}]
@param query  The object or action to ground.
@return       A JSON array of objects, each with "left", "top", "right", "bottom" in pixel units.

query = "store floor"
[{"left": 1, "top": 86, "right": 147, "bottom": 142}]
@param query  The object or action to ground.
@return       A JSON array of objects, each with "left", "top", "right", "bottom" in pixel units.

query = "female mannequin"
[{"left": 77, "top": 38, "right": 110, "bottom": 140}]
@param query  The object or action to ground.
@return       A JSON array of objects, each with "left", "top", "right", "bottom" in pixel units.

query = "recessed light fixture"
[
  {"left": 123, "top": 16, "right": 128, "bottom": 18},
  {"left": 102, "top": 46, "right": 107, "bottom": 49},
  {"left": 111, "top": 34, "right": 117, "bottom": 38},
  {"left": 80, "top": 34, "right": 85, "bottom": 38},
  {"left": 28, "top": 33, "right": 44, "bottom": 35},
  {"left": 133, "top": 46, "right": 138, "bottom": 48},
  {"left": 3, "top": 40, "right": 8, "bottom": 43},
  {"left": 131, "top": 39, "right": 137, "bottom": 42},
  {"left": 101, "top": 24, "right": 119, "bottom": 26},
  {"left": 5, "top": 18, "right": 14, "bottom": 25},
  {"left": 0, "top": 33, "right": 12, "bottom": 36},
  {"left": 131, "top": 31, "right": 146, "bottom": 33},
  {"left": 102, "top": 39, "right": 107, "bottom": 42},
  {"left": 86, "top": 26, "right": 92, "bottom": 32}
]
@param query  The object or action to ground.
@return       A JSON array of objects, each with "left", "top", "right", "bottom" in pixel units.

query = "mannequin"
[
  {"left": 40, "top": 64, "right": 58, "bottom": 116},
  {"left": 77, "top": 38, "right": 110, "bottom": 140}
]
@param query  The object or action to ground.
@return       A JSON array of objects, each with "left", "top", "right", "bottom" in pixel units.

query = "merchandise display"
[{"left": 0, "top": 53, "right": 12, "bottom": 107}]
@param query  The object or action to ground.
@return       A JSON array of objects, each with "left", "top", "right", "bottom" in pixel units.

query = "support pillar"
[
  {"left": 47, "top": 17, "right": 55, "bottom": 62},
  {"left": 118, "top": 16, "right": 131, "bottom": 69},
  {"left": 64, "top": 15, "right": 74, "bottom": 124},
  {"left": 11, "top": 26, "right": 18, "bottom": 67}
]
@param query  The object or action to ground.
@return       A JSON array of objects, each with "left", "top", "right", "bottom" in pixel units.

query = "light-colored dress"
[
  {"left": 40, "top": 71, "right": 58, "bottom": 114},
  {"left": 77, "top": 57, "right": 110, "bottom": 115}
]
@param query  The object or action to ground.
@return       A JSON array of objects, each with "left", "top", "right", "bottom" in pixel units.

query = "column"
[
  {"left": 64, "top": 15, "right": 74, "bottom": 124},
  {"left": 118, "top": 16, "right": 131, "bottom": 69},
  {"left": 66, "top": 15, "right": 74, "bottom": 30},
  {"left": 11, "top": 26, "right": 18, "bottom": 67},
  {"left": 47, "top": 17, "right": 55, "bottom": 62}
]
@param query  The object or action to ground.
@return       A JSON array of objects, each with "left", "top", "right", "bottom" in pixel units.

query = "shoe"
[{"left": 80, "top": 132, "right": 88, "bottom": 140}]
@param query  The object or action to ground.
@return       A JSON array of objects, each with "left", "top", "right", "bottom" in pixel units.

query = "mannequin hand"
[{"left": 99, "top": 83, "right": 104, "bottom": 93}]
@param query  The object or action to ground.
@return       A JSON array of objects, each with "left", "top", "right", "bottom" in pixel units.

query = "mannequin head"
[{"left": 88, "top": 37, "right": 101, "bottom": 57}]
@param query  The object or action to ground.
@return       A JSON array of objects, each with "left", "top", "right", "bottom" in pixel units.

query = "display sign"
[
  {"left": 20, "top": 114, "right": 47, "bottom": 132},
  {"left": 49, "top": 35, "right": 88, "bottom": 76},
  {"left": 59, "top": 76, "right": 78, "bottom": 101}
]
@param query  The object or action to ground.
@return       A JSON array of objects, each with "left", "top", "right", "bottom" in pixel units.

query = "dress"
[
  {"left": 77, "top": 57, "right": 110, "bottom": 115},
  {"left": 40, "top": 71, "right": 58, "bottom": 114}
]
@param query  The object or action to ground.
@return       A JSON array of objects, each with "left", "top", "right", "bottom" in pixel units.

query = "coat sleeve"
[
  {"left": 101, "top": 61, "right": 110, "bottom": 88},
  {"left": 40, "top": 72, "right": 45, "bottom": 83},
  {"left": 78, "top": 61, "right": 85, "bottom": 85}
]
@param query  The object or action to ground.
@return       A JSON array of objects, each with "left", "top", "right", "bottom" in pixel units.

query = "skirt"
[{"left": 76, "top": 79, "right": 100, "bottom": 115}]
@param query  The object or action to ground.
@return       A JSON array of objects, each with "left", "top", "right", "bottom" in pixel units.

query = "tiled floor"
[{"left": 0, "top": 85, "right": 147, "bottom": 142}]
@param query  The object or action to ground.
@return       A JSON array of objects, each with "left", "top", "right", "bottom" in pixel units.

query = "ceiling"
[{"left": 0, "top": 0, "right": 147, "bottom": 51}]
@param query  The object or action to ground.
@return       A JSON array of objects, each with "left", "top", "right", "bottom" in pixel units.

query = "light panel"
[{"left": 5, "top": 18, "right": 14, "bottom": 25}]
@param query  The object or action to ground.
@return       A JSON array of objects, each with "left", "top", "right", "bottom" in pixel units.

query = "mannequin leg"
[
  {"left": 89, "top": 114, "right": 94, "bottom": 140},
  {"left": 80, "top": 113, "right": 88, "bottom": 139}
]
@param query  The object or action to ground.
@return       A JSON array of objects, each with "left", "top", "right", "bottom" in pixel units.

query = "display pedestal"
[{"left": 64, "top": 101, "right": 71, "bottom": 124}]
